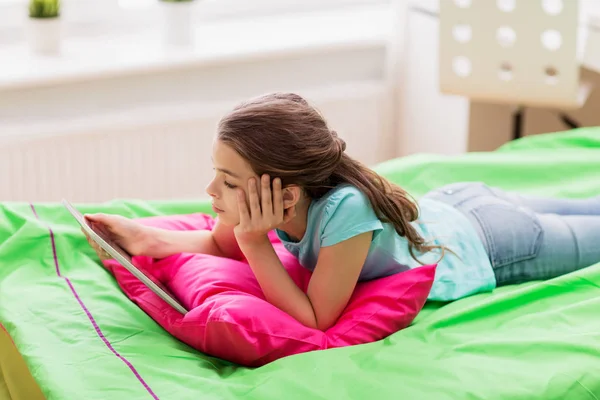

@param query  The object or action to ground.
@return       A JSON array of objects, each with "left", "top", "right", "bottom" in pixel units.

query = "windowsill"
[{"left": 0, "top": 4, "right": 391, "bottom": 91}]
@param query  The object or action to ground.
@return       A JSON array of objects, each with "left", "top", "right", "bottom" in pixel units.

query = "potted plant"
[
  {"left": 159, "top": 0, "right": 195, "bottom": 47},
  {"left": 27, "top": 0, "right": 62, "bottom": 55}
]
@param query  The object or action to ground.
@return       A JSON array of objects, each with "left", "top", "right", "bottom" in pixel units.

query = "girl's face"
[{"left": 206, "top": 139, "right": 259, "bottom": 226}]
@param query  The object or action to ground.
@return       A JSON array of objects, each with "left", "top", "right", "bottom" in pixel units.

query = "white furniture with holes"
[
  {"left": 396, "top": 0, "right": 600, "bottom": 157},
  {"left": 440, "top": 0, "right": 583, "bottom": 109}
]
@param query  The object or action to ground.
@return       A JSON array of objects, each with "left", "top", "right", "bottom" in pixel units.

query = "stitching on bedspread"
[{"left": 30, "top": 204, "right": 159, "bottom": 400}]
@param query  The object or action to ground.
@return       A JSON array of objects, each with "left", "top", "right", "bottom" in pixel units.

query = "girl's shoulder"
[
  {"left": 315, "top": 184, "right": 372, "bottom": 216},
  {"left": 310, "top": 184, "right": 379, "bottom": 229},
  {"left": 310, "top": 184, "right": 383, "bottom": 247}
]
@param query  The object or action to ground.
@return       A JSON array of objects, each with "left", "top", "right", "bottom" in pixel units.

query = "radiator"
[
  {"left": 1, "top": 119, "right": 217, "bottom": 203},
  {"left": 1, "top": 83, "right": 391, "bottom": 203}
]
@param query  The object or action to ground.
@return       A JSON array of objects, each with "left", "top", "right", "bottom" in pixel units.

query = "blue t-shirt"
[{"left": 275, "top": 184, "right": 496, "bottom": 301}]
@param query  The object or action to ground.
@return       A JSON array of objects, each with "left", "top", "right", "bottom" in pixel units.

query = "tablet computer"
[{"left": 62, "top": 199, "right": 189, "bottom": 315}]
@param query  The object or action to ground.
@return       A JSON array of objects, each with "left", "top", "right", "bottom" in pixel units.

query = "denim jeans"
[{"left": 422, "top": 182, "right": 600, "bottom": 286}]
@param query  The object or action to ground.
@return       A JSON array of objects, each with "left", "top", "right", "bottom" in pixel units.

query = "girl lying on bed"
[{"left": 83, "top": 92, "right": 600, "bottom": 331}]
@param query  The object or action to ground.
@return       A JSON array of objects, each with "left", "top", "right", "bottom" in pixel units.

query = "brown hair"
[{"left": 217, "top": 92, "right": 446, "bottom": 263}]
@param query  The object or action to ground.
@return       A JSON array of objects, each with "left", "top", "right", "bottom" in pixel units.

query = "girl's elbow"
[
  {"left": 304, "top": 303, "right": 337, "bottom": 331},
  {"left": 296, "top": 310, "right": 324, "bottom": 331},
  {"left": 302, "top": 320, "right": 331, "bottom": 331},
  {"left": 300, "top": 314, "right": 320, "bottom": 330},
  {"left": 314, "top": 313, "right": 337, "bottom": 331},
  {"left": 315, "top": 320, "right": 334, "bottom": 332}
]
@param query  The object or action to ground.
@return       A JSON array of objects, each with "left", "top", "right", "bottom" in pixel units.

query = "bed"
[{"left": 1, "top": 128, "right": 600, "bottom": 400}]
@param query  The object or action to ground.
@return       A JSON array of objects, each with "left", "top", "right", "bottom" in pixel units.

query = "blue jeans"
[{"left": 423, "top": 182, "right": 600, "bottom": 286}]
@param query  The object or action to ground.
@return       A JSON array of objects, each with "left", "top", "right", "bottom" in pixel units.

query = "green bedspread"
[{"left": 1, "top": 128, "right": 600, "bottom": 400}]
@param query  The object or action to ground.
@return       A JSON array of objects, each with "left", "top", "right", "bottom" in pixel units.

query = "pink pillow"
[{"left": 103, "top": 214, "right": 435, "bottom": 366}]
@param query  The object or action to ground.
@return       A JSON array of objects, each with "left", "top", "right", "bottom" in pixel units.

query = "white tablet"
[{"left": 62, "top": 199, "right": 189, "bottom": 315}]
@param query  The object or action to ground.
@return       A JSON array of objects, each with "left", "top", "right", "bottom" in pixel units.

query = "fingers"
[
  {"left": 82, "top": 230, "right": 111, "bottom": 261},
  {"left": 272, "top": 178, "right": 283, "bottom": 220},
  {"left": 84, "top": 213, "right": 110, "bottom": 224},
  {"left": 261, "top": 174, "right": 273, "bottom": 215},
  {"left": 88, "top": 221, "right": 109, "bottom": 238},
  {"left": 237, "top": 189, "right": 251, "bottom": 224},
  {"left": 82, "top": 230, "right": 97, "bottom": 248},
  {"left": 85, "top": 214, "right": 113, "bottom": 235},
  {"left": 239, "top": 175, "right": 289, "bottom": 230},
  {"left": 247, "top": 178, "right": 261, "bottom": 219},
  {"left": 85, "top": 213, "right": 124, "bottom": 229}
]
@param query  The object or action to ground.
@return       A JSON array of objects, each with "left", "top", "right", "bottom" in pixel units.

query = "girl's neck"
[{"left": 279, "top": 197, "right": 311, "bottom": 243}]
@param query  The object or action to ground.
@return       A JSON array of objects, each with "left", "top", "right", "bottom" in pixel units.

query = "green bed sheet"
[{"left": 1, "top": 128, "right": 600, "bottom": 400}]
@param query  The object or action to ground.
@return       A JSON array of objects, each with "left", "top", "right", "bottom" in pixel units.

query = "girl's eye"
[{"left": 224, "top": 181, "right": 237, "bottom": 189}]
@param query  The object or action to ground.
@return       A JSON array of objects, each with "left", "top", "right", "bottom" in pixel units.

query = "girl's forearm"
[
  {"left": 239, "top": 237, "right": 318, "bottom": 329},
  {"left": 145, "top": 227, "right": 227, "bottom": 258}
]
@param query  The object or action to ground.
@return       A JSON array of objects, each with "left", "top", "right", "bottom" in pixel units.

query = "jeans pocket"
[{"left": 469, "top": 202, "right": 544, "bottom": 268}]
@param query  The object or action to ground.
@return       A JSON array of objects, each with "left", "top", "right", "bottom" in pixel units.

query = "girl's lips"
[{"left": 212, "top": 204, "right": 224, "bottom": 213}]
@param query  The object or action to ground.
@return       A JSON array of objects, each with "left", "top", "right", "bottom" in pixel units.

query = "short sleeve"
[{"left": 320, "top": 186, "right": 384, "bottom": 247}]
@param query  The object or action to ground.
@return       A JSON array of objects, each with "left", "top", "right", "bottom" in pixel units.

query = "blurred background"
[{"left": 1, "top": 0, "right": 599, "bottom": 203}]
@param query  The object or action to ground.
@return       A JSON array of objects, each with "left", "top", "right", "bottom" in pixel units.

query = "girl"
[{"left": 85, "top": 92, "right": 600, "bottom": 331}]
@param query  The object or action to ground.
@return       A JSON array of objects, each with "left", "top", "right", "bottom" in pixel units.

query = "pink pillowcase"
[{"left": 103, "top": 214, "right": 436, "bottom": 366}]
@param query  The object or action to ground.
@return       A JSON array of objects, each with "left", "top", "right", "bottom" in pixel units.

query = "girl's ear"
[{"left": 282, "top": 185, "right": 301, "bottom": 209}]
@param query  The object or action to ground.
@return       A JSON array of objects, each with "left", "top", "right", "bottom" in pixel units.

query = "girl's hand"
[
  {"left": 83, "top": 229, "right": 112, "bottom": 261},
  {"left": 234, "top": 174, "right": 296, "bottom": 247},
  {"left": 82, "top": 213, "right": 154, "bottom": 260}
]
